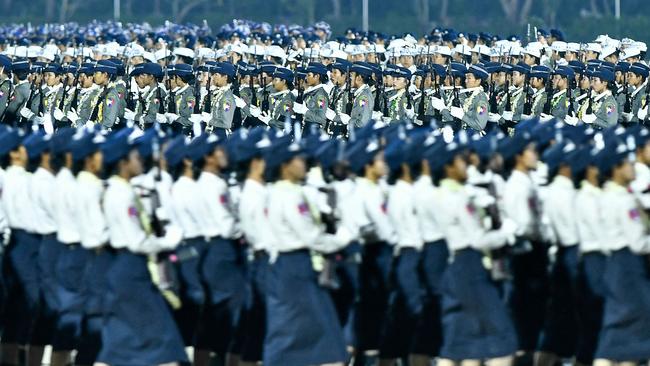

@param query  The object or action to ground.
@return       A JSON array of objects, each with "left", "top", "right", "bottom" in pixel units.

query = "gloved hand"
[
  {"left": 488, "top": 112, "right": 501, "bottom": 122},
  {"left": 405, "top": 108, "right": 416, "bottom": 119},
  {"left": 564, "top": 115, "right": 579, "bottom": 126},
  {"left": 293, "top": 102, "right": 308, "bottom": 114},
  {"left": 189, "top": 114, "right": 203, "bottom": 124},
  {"left": 520, "top": 113, "right": 533, "bottom": 120},
  {"left": 501, "top": 110, "right": 514, "bottom": 120},
  {"left": 500, "top": 218, "right": 518, "bottom": 246},
  {"left": 325, "top": 108, "right": 337, "bottom": 120},
  {"left": 249, "top": 105, "right": 261, "bottom": 118},
  {"left": 582, "top": 113, "right": 597, "bottom": 124},
  {"left": 450, "top": 106, "right": 465, "bottom": 120},
  {"left": 19, "top": 107, "right": 34, "bottom": 120},
  {"left": 539, "top": 113, "right": 554, "bottom": 122},
  {"left": 234, "top": 95, "right": 246, "bottom": 108},
  {"left": 53, "top": 108, "right": 65, "bottom": 121},
  {"left": 339, "top": 113, "right": 351, "bottom": 125},
  {"left": 123, "top": 109, "right": 136, "bottom": 121},
  {"left": 372, "top": 111, "right": 384, "bottom": 121},
  {"left": 430, "top": 97, "right": 446, "bottom": 111},
  {"left": 638, "top": 106, "right": 648, "bottom": 120},
  {"left": 164, "top": 112, "right": 179, "bottom": 123},
  {"left": 258, "top": 112, "right": 271, "bottom": 125},
  {"left": 155, "top": 113, "right": 167, "bottom": 124},
  {"left": 66, "top": 109, "right": 80, "bottom": 124},
  {"left": 201, "top": 111, "right": 211, "bottom": 122}
]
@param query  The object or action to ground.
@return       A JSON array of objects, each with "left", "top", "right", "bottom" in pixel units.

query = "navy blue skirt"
[
  {"left": 75, "top": 247, "right": 115, "bottom": 366},
  {"left": 440, "top": 248, "right": 517, "bottom": 360},
  {"left": 595, "top": 248, "right": 650, "bottom": 361},
  {"left": 264, "top": 250, "right": 347, "bottom": 366},
  {"left": 538, "top": 245, "right": 579, "bottom": 357},
  {"left": 356, "top": 241, "right": 393, "bottom": 351},
  {"left": 2, "top": 229, "right": 41, "bottom": 344},
  {"left": 174, "top": 238, "right": 208, "bottom": 346},
  {"left": 328, "top": 241, "right": 361, "bottom": 348},
  {"left": 198, "top": 237, "right": 248, "bottom": 353},
  {"left": 379, "top": 247, "right": 424, "bottom": 358},
  {"left": 412, "top": 239, "right": 449, "bottom": 356},
  {"left": 53, "top": 244, "right": 90, "bottom": 350},
  {"left": 31, "top": 234, "right": 65, "bottom": 346},
  {"left": 575, "top": 252, "right": 606, "bottom": 365},
  {"left": 240, "top": 251, "right": 269, "bottom": 362},
  {"left": 97, "top": 250, "right": 188, "bottom": 365}
]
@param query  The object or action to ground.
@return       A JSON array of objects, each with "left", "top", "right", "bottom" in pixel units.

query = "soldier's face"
[
  {"left": 284, "top": 156, "right": 306, "bottom": 181},
  {"left": 615, "top": 160, "right": 635, "bottom": 183},
  {"left": 126, "top": 149, "right": 143, "bottom": 178},
  {"left": 306, "top": 72, "right": 320, "bottom": 86},
  {"left": 370, "top": 152, "right": 387, "bottom": 178},
  {"left": 87, "top": 151, "right": 103, "bottom": 175},
  {"left": 331, "top": 69, "right": 344, "bottom": 85},
  {"left": 465, "top": 73, "right": 480, "bottom": 88},
  {"left": 446, "top": 155, "right": 467, "bottom": 183},
  {"left": 272, "top": 77, "right": 286, "bottom": 91},
  {"left": 512, "top": 72, "right": 525, "bottom": 86},
  {"left": 495, "top": 72, "right": 507, "bottom": 86},
  {"left": 393, "top": 77, "right": 407, "bottom": 89},
  {"left": 518, "top": 145, "right": 538, "bottom": 170},
  {"left": 639, "top": 143, "right": 650, "bottom": 165},
  {"left": 552, "top": 74, "right": 564, "bottom": 89},
  {"left": 93, "top": 72, "right": 107, "bottom": 85},
  {"left": 591, "top": 77, "right": 606, "bottom": 93},
  {"left": 530, "top": 77, "right": 544, "bottom": 89}
]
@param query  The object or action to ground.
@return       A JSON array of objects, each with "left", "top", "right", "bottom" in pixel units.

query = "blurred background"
[{"left": 1, "top": 0, "right": 649, "bottom": 41}]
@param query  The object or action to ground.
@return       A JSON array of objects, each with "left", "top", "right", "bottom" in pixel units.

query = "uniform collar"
[
  {"left": 303, "top": 84, "right": 323, "bottom": 95},
  {"left": 271, "top": 89, "right": 290, "bottom": 97},
  {"left": 632, "top": 80, "right": 647, "bottom": 98},
  {"left": 552, "top": 89, "right": 567, "bottom": 99},
  {"left": 173, "top": 84, "right": 189, "bottom": 94},
  {"left": 354, "top": 83, "right": 369, "bottom": 96},
  {"left": 439, "top": 178, "right": 463, "bottom": 191},
  {"left": 593, "top": 89, "right": 612, "bottom": 102}
]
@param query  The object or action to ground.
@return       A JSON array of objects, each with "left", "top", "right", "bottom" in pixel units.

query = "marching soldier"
[
  {"left": 165, "top": 63, "right": 197, "bottom": 135},
  {"left": 203, "top": 61, "right": 236, "bottom": 138},
  {"left": 294, "top": 63, "right": 330, "bottom": 135}
]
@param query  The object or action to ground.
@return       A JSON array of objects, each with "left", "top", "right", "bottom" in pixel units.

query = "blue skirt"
[
  {"left": 538, "top": 245, "right": 579, "bottom": 357},
  {"left": 595, "top": 248, "right": 650, "bottom": 361},
  {"left": 97, "top": 250, "right": 188, "bottom": 365},
  {"left": 75, "top": 247, "right": 115, "bottom": 365},
  {"left": 440, "top": 248, "right": 517, "bottom": 360},
  {"left": 356, "top": 241, "right": 393, "bottom": 351},
  {"left": 240, "top": 251, "right": 269, "bottom": 362},
  {"left": 412, "top": 239, "right": 449, "bottom": 356},
  {"left": 575, "top": 252, "right": 606, "bottom": 365},
  {"left": 198, "top": 237, "right": 248, "bottom": 353},
  {"left": 174, "top": 238, "right": 208, "bottom": 346},
  {"left": 31, "top": 234, "right": 65, "bottom": 346},
  {"left": 263, "top": 250, "right": 347, "bottom": 366},
  {"left": 53, "top": 244, "right": 90, "bottom": 350},
  {"left": 2, "top": 229, "right": 41, "bottom": 344},
  {"left": 327, "top": 241, "right": 361, "bottom": 348},
  {"left": 379, "top": 247, "right": 424, "bottom": 358}
]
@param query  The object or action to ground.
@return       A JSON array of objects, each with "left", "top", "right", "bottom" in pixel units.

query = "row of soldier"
[
  {"left": 2, "top": 116, "right": 650, "bottom": 366},
  {"left": 0, "top": 27, "right": 647, "bottom": 138}
]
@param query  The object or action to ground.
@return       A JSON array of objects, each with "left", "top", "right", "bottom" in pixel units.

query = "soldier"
[
  {"left": 41, "top": 64, "right": 65, "bottom": 128},
  {"left": 442, "top": 64, "right": 490, "bottom": 132},
  {"left": 126, "top": 62, "right": 166, "bottom": 129},
  {"left": 164, "top": 63, "right": 196, "bottom": 135},
  {"left": 527, "top": 65, "right": 551, "bottom": 118},
  {"left": 346, "top": 62, "right": 374, "bottom": 128},
  {"left": 500, "top": 62, "right": 530, "bottom": 127},
  {"left": 0, "top": 55, "right": 12, "bottom": 122},
  {"left": 68, "top": 60, "right": 120, "bottom": 129},
  {"left": 385, "top": 66, "right": 414, "bottom": 124},
  {"left": 66, "top": 63, "right": 100, "bottom": 127},
  {"left": 577, "top": 68, "right": 619, "bottom": 128},
  {"left": 255, "top": 67, "right": 294, "bottom": 129},
  {"left": 545, "top": 66, "right": 573, "bottom": 121},
  {"left": 293, "top": 62, "right": 330, "bottom": 135},
  {"left": 326, "top": 60, "right": 350, "bottom": 137},
  {"left": 622, "top": 62, "right": 648, "bottom": 124},
  {"left": 203, "top": 61, "right": 236, "bottom": 138}
]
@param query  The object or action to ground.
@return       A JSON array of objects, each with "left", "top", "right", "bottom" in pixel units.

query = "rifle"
[
  {"left": 567, "top": 77, "right": 576, "bottom": 117},
  {"left": 623, "top": 72, "right": 632, "bottom": 117},
  {"left": 644, "top": 80, "right": 650, "bottom": 126},
  {"left": 165, "top": 44, "right": 176, "bottom": 114},
  {"left": 417, "top": 70, "right": 427, "bottom": 122},
  {"left": 489, "top": 79, "right": 498, "bottom": 113},
  {"left": 69, "top": 70, "right": 81, "bottom": 111},
  {"left": 231, "top": 62, "right": 243, "bottom": 130},
  {"left": 37, "top": 69, "right": 45, "bottom": 117},
  {"left": 20, "top": 71, "right": 42, "bottom": 124},
  {"left": 432, "top": 68, "right": 442, "bottom": 122},
  {"left": 451, "top": 65, "right": 461, "bottom": 124},
  {"left": 523, "top": 75, "right": 532, "bottom": 115},
  {"left": 585, "top": 89, "right": 594, "bottom": 115},
  {"left": 204, "top": 68, "right": 213, "bottom": 113},
  {"left": 345, "top": 66, "right": 353, "bottom": 115},
  {"left": 90, "top": 84, "right": 109, "bottom": 122},
  {"left": 542, "top": 76, "right": 553, "bottom": 115}
]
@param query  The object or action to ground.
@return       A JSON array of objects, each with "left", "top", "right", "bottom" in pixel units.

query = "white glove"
[
  {"left": 372, "top": 111, "right": 384, "bottom": 121},
  {"left": 638, "top": 106, "right": 648, "bottom": 120},
  {"left": 189, "top": 114, "right": 203, "bottom": 124},
  {"left": 258, "top": 112, "right": 271, "bottom": 125},
  {"left": 339, "top": 113, "right": 351, "bottom": 125},
  {"left": 521, "top": 113, "right": 533, "bottom": 120},
  {"left": 164, "top": 112, "right": 179, "bottom": 123},
  {"left": 381, "top": 116, "right": 392, "bottom": 124},
  {"left": 156, "top": 113, "right": 167, "bottom": 124},
  {"left": 450, "top": 106, "right": 465, "bottom": 120},
  {"left": 293, "top": 102, "right": 308, "bottom": 115},
  {"left": 430, "top": 97, "right": 446, "bottom": 111},
  {"left": 502, "top": 110, "right": 514, "bottom": 120},
  {"left": 123, "top": 109, "right": 136, "bottom": 121},
  {"left": 442, "top": 125, "right": 454, "bottom": 143},
  {"left": 405, "top": 108, "right": 416, "bottom": 119},
  {"left": 19, "top": 107, "right": 34, "bottom": 120},
  {"left": 622, "top": 112, "right": 633, "bottom": 122},
  {"left": 66, "top": 109, "right": 80, "bottom": 124},
  {"left": 325, "top": 108, "right": 337, "bottom": 120},
  {"left": 156, "top": 224, "right": 183, "bottom": 250},
  {"left": 85, "top": 120, "right": 95, "bottom": 129},
  {"left": 564, "top": 115, "right": 579, "bottom": 126},
  {"left": 539, "top": 113, "right": 554, "bottom": 122},
  {"left": 582, "top": 113, "right": 597, "bottom": 124},
  {"left": 234, "top": 95, "right": 246, "bottom": 108},
  {"left": 201, "top": 111, "right": 212, "bottom": 123},
  {"left": 488, "top": 112, "right": 501, "bottom": 122},
  {"left": 249, "top": 105, "right": 261, "bottom": 118},
  {"left": 53, "top": 108, "right": 65, "bottom": 121},
  {"left": 42, "top": 115, "right": 54, "bottom": 134}
]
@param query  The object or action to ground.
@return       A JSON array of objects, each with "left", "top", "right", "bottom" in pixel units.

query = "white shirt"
[
  {"left": 575, "top": 181, "right": 606, "bottom": 253},
  {"left": 434, "top": 179, "right": 511, "bottom": 251},
  {"left": 131, "top": 168, "right": 174, "bottom": 223},
  {"left": 600, "top": 181, "right": 650, "bottom": 254},
  {"left": 54, "top": 168, "right": 81, "bottom": 244},
  {"left": 103, "top": 176, "right": 179, "bottom": 254},
  {"left": 0, "top": 168, "right": 6, "bottom": 231},
  {"left": 77, "top": 171, "right": 108, "bottom": 249},
  {"left": 30, "top": 167, "right": 57, "bottom": 234},
  {"left": 544, "top": 175, "right": 579, "bottom": 247},
  {"left": 238, "top": 178, "right": 276, "bottom": 252},
  {"left": 330, "top": 178, "right": 364, "bottom": 241},
  {"left": 170, "top": 176, "right": 204, "bottom": 239},
  {"left": 267, "top": 180, "right": 349, "bottom": 256},
  {"left": 2, "top": 165, "right": 33, "bottom": 231},
  {"left": 355, "top": 177, "right": 396, "bottom": 244},
  {"left": 504, "top": 170, "right": 541, "bottom": 239},
  {"left": 387, "top": 179, "right": 423, "bottom": 250},
  {"left": 196, "top": 171, "right": 238, "bottom": 239},
  {"left": 413, "top": 175, "right": 445, "bottom": 243},
  {"left": 630, "top": 161, "right": 650, "bottom": 209}
]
